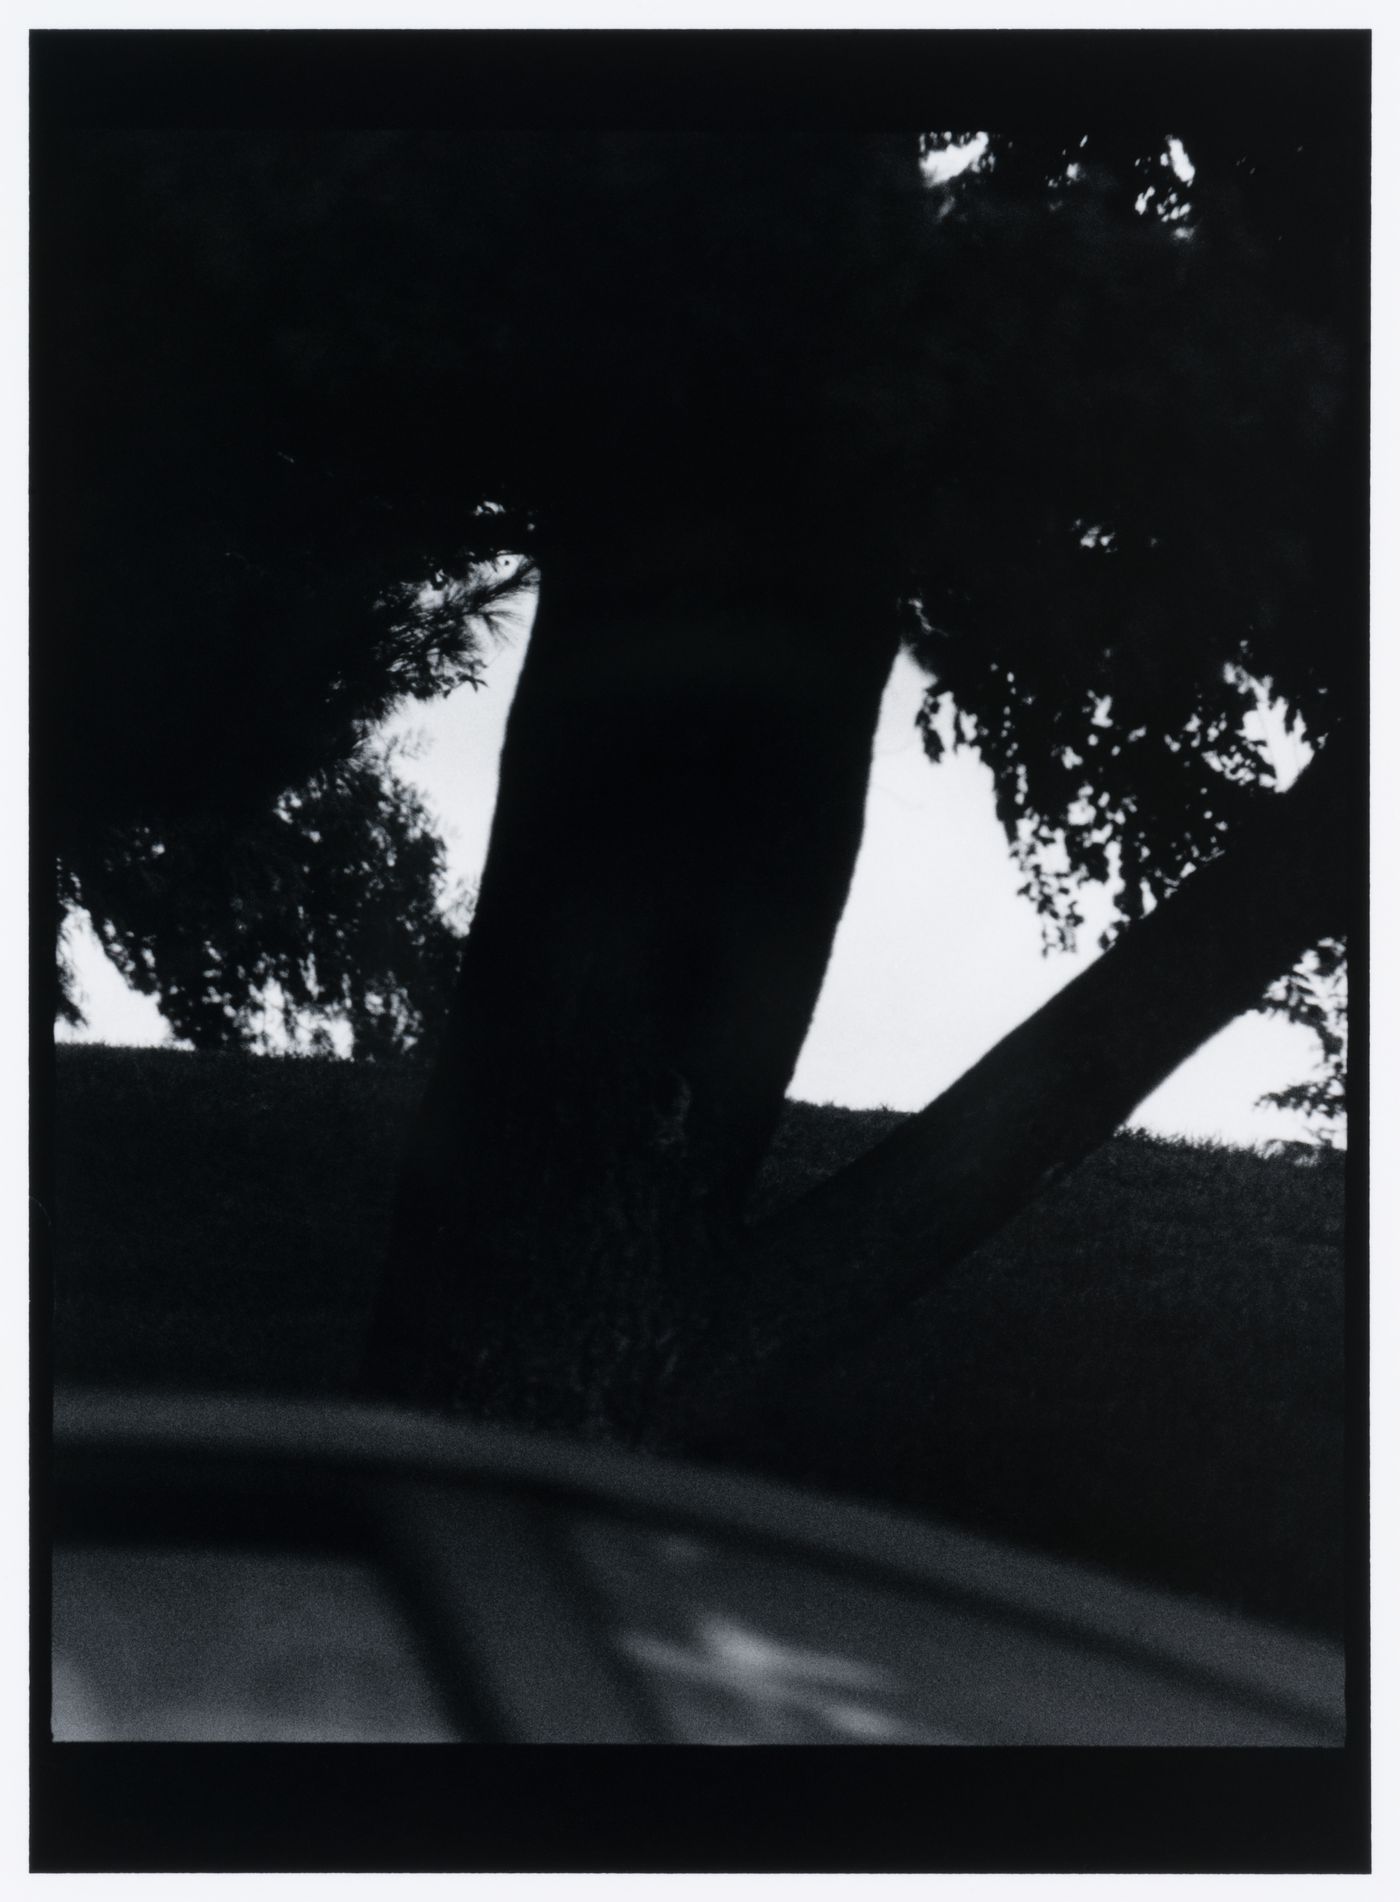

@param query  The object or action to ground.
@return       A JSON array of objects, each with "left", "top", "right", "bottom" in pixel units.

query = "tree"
[
  {"left": 360, "top": 121, "right": 1360, "bottom": 1441},
  {"left": 59, "top": 738, "right": 474, "bottom": 1057},
  {"left": 37, "top": 41, "right": 1362, "bottom": 1450},
  {"left": 41, "top": 117, "right": 546, "bottom": 1049},
  {"left": 900, "top": 123, "right": 1358, "bottom": 1146}
]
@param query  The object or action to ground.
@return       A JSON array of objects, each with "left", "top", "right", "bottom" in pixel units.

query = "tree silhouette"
[
  {"left": 901, "top": 125, "right": 1356, "bottom": 1138},
  {"left": 59, "top": 739, "right": 473, "bottom": 1057},
  {"left": 35, "top": 34, "right": 1363, "bottom": 1445},
  {"left": 363, "top": 123, "right": 1356, "bottom": 1440},
  {"left": 44, "top": 118, "right": 540, "bottom": 1047}
]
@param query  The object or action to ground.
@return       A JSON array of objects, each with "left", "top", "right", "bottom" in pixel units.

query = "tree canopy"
[
  {"left": 58, "top": 737, "right": 473, "bottom": 1055},
  {"left": 899, "top": 124, "right": 1358, "bottom": 1134},
  {"left": 43, "top": 98, "right": 1358, "bottom": 1088},
  {"left": 905, "top": 125, "right": 1355, "bottom": 927},
  {"left": 44, "top": 123, "right": 543, "bottom": 1048}
]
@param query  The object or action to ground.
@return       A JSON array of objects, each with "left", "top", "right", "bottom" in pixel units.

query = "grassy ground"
[{"left": 47, "top": 1044, "right": 1347, "bottom": 1634}]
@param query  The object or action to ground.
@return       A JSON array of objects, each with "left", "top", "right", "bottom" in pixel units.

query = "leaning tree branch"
[{"left": 669, "top": 742, "right": 1353, "bottom": 1451}]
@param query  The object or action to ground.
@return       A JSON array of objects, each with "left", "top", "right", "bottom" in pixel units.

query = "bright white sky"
[{"left": 59, "top": 589, "right": 1329, "bottom": 1149}]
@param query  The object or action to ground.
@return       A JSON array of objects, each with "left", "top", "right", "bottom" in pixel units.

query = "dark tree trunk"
[
  {"left": 668, "top": 741, "right": 1353, "bottom": 1455},
  {"left": 363, "top": 525, "right": 903, "bottom": 1435},
  {"left": 363, "top": 133, "right": 926, "bottom": 1436},
  {"left": 367, "top": 649, "right": 1349, "bottom": 1449},
  {"left": 362, "top": 131, "right": 1353, "bottom": 1451}
]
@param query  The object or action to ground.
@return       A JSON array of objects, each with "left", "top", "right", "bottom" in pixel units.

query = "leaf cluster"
[
  {"left": 898, "top": 128, "right": 1358, "bottom": 1132},
  {"left": 1255, "top": 937, "right": 1347, "bottom": 1136},
  {"left": 59, "top": 743, "right": 470, "bottom": 1057},
  {"left": 904, "top": 127, "right": 1355, "bottom": 929}
]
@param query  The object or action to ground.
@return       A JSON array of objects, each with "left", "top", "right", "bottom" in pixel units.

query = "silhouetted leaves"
[
  {"left": 1257, "top": 938, "right": 1347, "bottom": 1138},
  {"left": 43, "top": 115, "right": 1358, "bottom": 1097},
  {"left": 61, "top": 741, "right": 470, "bottom": 1057},
  {"left": 903, "top": 127, "right": 1358, "bottom": 1131}
]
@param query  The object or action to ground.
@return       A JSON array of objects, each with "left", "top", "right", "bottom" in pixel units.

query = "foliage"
[
  {"left": 59, "top": 740, "right": 472, "bottom": 1057},
  {"left": 907, "top": 127, "right": 1351, "bottom": 909},
  {"left": 44, "top": 125, "right": 547, "bottom": 1053},
  {"left": 1257, "top": 937, "right": 1348, "bottom": 1138},
  {"left": 43, "top": 115, "right": 1358, "bottom": 1082},
  {"left": 900, "top": 127, "right": 1357, "bottom": 1126},
  {"left": 46, "top": 127, "right": 538, "bottom": 832}
]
